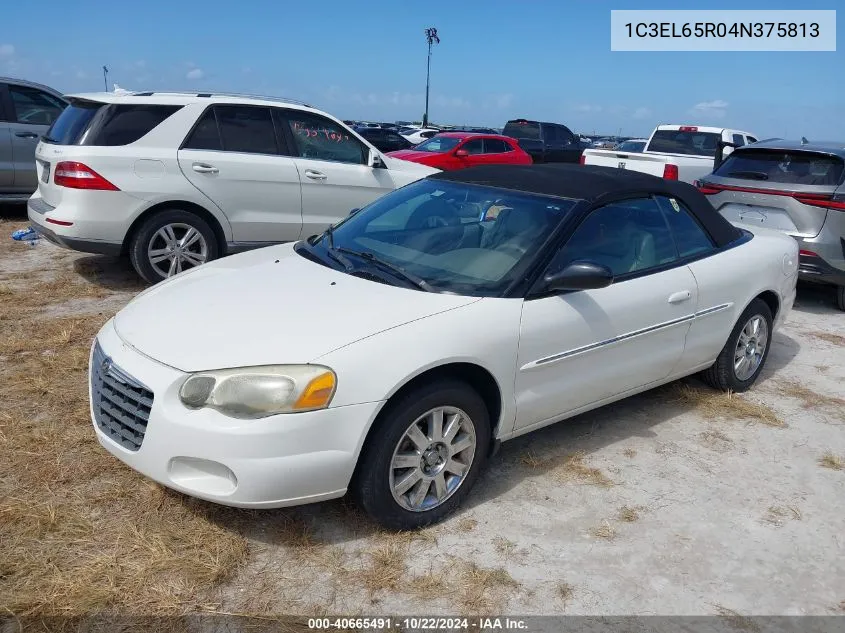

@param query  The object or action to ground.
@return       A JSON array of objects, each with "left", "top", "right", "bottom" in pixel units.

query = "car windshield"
[
  {"left": 503, "top": 121, "right": 541, "bottom": 140},
  {"left": 615, "top": 141, "right": 646, "bottom": 152},
  {"left": 414, "top": 137, "right": 461, "bottom": 152},
  {"left": 303, "top": 179, "right": 577, "bottom": 296},
  {"left": 714, "top": 149, "right": 845, "bottom": 186}
]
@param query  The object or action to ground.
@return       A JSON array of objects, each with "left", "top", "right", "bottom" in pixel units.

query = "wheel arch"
[
  {"left": 349, "top": 361, "right": 505, "bottom": 485},
  {"left": 121, "top": 200, "right": 228, "bottom": 256}
]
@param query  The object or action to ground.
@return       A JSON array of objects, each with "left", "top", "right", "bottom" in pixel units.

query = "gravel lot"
[{"left": 2, "top": 204, "right": 843, "bottom": 618}]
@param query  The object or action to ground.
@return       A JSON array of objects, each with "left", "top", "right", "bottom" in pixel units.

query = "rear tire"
[
  {"left": 836, "top": 285, "right": 845, "bottom": 312},
  {"left": 355, "top": 380, "right": 490, "bottom": 530},
  {"left": 700, "top": 298, "right": 773, "bottom": 393},
  {"left": 129, "top": 209, "right": 219, "bottom": 284}
]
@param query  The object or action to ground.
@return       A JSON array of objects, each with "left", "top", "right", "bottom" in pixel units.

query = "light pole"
[
  {"left": 423, "top": 27, "right": 440, "bottom": 128},
  {"left": 102, "top": 65, "right": 109, "bottom": 91}
]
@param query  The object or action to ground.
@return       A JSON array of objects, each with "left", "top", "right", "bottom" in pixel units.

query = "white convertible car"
[{"left": 90, "top": 165, "right": 798, "bottom": 529}]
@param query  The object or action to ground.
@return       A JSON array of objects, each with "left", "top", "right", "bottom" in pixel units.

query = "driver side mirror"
[
  {"left": 369, "top": 150, "right": 386, "bottom": 169},
  {"left": 455, "top": 149, "right": 469, "bottom": 158},
  {"left": 543, "top": 261, "right": 614, "bottom": 292}
]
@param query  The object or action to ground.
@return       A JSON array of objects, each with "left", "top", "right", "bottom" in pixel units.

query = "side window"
[
  {"left": 215, "top": 105, "right": 278, "bottom": 155},
  {"left": 462, "top": 139, "right": 484, "bottom": 155},
  {"left": 732, "top": 134, "right": 746, "bottom": 147},
  {"left": 560, "top": 126, "right": 576, "bottom": 145},
  {"left": 87, "top": 105, "right": 181, "bottom": 146},
  {"left": 747, "top": 136, "right": 758, "bottom": 144},
  {"left": 8, "top": 85, "right": 65, "bottom": 126},
  {"left": 548, "top": 198, "right": 677, "bottom": 278},
  {"left": 285, "top": 112, "right": 366, "bottom": 164},
  {"left": 655, "top": 196, "right": 715, "bottom": 258},
  {"left": 421, "top": 130, "right": 437, "bottom": 139},
  {"left": 543, "top": 125, "right": 557, "bottom": 143},
  {"left": 484, "top": 139, "right": 510, "bottom": 153},
  {"left": 183, "top": 108, "right": 222, "bottom": 150}
]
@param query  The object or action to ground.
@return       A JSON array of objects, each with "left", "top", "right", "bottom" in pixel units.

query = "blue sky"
[{"left": 2, "top": 0, "right": 842, "bottom": 138}]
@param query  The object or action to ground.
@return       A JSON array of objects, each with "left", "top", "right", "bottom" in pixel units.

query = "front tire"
[
  {"left": 129, "top": 210, "right": 219, "bottom": 284},
  {"left": 355, "top": 381, "right": 491, "bottom": 530},
  {"left": 836, "top": 285, "right": 845, "bottom": 312},
  {"left": 700, "top": 298, "right": 773, "bottom": 392}
]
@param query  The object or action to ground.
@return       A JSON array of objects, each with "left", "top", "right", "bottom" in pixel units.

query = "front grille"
[{"left": 91, "top": 341, "right": 154, "bottom": 451}]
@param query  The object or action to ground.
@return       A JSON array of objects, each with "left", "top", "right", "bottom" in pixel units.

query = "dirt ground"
[{"left": 1, "top": 204, "right": 844, "bottom": 618}]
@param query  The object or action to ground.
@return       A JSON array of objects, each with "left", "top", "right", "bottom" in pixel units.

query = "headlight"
[{"left": 179, "top": 365, "right": 336, "bottom": 419}]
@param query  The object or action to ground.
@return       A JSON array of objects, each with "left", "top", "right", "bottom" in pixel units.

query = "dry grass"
[
  {"left": 589, "top": 520, "right": 617, "bottom": 540},
  {"left": 714, "top": 605, "right": 761, "bottom": 632},
  {"left": 819, "top": 452, "right": 844, "bottom": 471},
  {"left": 622, "top": 448, "right": 637, "bottom": 458},
  {"left": 618, "top": 506, "right": 641, "bottom": 523},
  {"left": 556, "top": 582, "right": 575, "bottom": 604},
  {"left": 358, "top": 533, "right": 412, "bottom": 593},
  {"left": 0, "top": 234, "right": 249, "bottom": 616},
  {"left": 492, "top": 536, "right": 517, "bottom": 557},
  {"left": 699, "top": 429, "right": 734, "bottom": 452},
  {"left": 457, "top": 562, "right": 519, "bottom": 612},
  {"left": 520, "top": 449, "right": 613, "bottom": 487},
  {"left": 810, "top": 331, "right": 845, "bottom": 347},
  {"left": 779, "top": 380, "right": 845, "bottom": 422},
  {"left": 670, "top": 383, "right": 785, "bottom": 428},
  {"left": 456, "top": 517, "right": 478, "bottom": 533}
]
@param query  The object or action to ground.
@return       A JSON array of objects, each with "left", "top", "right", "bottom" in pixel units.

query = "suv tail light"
[
  {"left": 695, "top": 182, "right": 845, "bottom": 210},
  {"left": 54, "top": 162, "right": 119, "bottom": 191},
  {"left": 793, "top": 193, "right": 845, "bottom": 211},
  {"left": 663, "top": 164, "right": 678, "bottom": 180},
  {"left": 579, "top": 154, "right": 586, "bottom": 165}
]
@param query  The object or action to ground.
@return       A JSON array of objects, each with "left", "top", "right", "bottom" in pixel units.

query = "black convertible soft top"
[{"left": 429, "top": 164, "right": 743, "bottom": 247}]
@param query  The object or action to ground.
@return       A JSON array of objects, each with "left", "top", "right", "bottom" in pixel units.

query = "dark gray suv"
[
  {"left": 699, "top": 139, "right": 845, "bottom": 311},
  {"left": 0, "top": 77, "right": 67, "bottom": 201}
]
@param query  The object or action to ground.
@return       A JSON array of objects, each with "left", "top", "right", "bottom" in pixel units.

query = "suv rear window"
[
  {"left": 714, "top": 149, "right": 845, "bottom": 186},
  {"left": 503, "top": 120, "right": 541, "bottom": 140},
  {"left": 647, "top": 130, "right": 721, "bottom": 157},
  {"left": 44, "top": 101, "right": 182, "bottom": 146}
]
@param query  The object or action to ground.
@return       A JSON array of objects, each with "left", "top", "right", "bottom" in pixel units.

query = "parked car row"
[{"left": 5, "top": 77, "right": 843, "bottom": 312}]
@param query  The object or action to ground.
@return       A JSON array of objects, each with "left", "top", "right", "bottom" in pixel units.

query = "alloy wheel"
[
  {"left": 733, "top": 314, "right": 769, "bottom": 381},
  {"left": 147, "top": 223, "right": 209, "bottom": 279},
  {"left": 389, "top": 406, "right": 477, "bottom": 512}
]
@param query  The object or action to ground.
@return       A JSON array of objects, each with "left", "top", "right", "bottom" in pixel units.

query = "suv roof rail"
[{"left": 128, "top": 90, "right": 313, "bottom": 108}]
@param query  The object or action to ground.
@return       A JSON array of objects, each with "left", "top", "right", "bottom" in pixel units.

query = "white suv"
[{"left": 28, "top": 91, "right": 438, "bottom": 282}]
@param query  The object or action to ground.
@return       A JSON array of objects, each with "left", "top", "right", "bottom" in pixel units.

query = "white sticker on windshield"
[{"left": 669, "top": 198, "right": 680, "bottom": 212}]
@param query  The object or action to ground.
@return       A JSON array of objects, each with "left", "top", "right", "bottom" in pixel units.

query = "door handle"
[
  {"left": 15, "top": 132, "right": 39, "bottom": 139},
  {"left": 192, "top": 163, "right": 219, "bottom": 174},
  {"left": 304, "top": 169, "right": 327, "bottom": 180},
  {"left": 668, "top": 290, "right": 692, "bottom": 304}
]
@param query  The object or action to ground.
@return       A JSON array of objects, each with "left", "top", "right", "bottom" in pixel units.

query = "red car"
[{"left": 386, "top": 132, "right": 533, "bottom": 170}]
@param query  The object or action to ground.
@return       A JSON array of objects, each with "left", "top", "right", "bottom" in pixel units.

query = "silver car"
[
  {"left": 0, "top": 77, "right": 67, "bottom": 201},
  {"left": 699, "top": 139, "right": 845, "bottom": 311}
]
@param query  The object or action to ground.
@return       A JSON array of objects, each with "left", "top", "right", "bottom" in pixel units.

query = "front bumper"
[{"left": 90, "top": 319, "right": 384, "bottom": 508}]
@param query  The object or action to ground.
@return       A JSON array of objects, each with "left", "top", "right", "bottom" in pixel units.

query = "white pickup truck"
[{"left": 581, "top": 125, "right": 758, "bottom": 184}]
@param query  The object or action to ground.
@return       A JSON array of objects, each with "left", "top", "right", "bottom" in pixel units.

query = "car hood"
[
  {"left": 386, "top": 150, "right": 443, "bottom": 164},
  {"left": 113, "top": 244, "right": 479, "bottom": 373},
  {"left": 380, "top": 153, "right": 440, "bottom": 174}
]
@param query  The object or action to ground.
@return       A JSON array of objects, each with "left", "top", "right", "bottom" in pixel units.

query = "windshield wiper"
[
  {"left": 728, "top": 170, "right": 769, "bottom": 181},
  {"left": 335, "top": 247, "right": 434, "bottom": 292},
  {"left": 312, "top": 224, "right": 355, "bottom": 271}
]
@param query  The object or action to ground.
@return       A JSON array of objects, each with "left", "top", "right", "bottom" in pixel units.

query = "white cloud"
[
  {"left": 0, "top": 44, "right": 14, "bottom": 58},
  {"left": 434, "top": 95, "right": 470, "bottom": 109},
  {"left": 186, "top": 68, "right": 204, "bottom": 80},
  {"left": 75, "top": 70, "right": 88, "bottom": 80},
  {"left": 574, "top": 104, "right": 603, "bottom": 113},
  {"left": 632, "top": 107, "right": 652, "bottom": 120},
  {"left": 690, "top": 99, "right": 729, "bottom": 119},
  {"left": 483, "top": 93, "right": 514, "bottom": 109}
]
